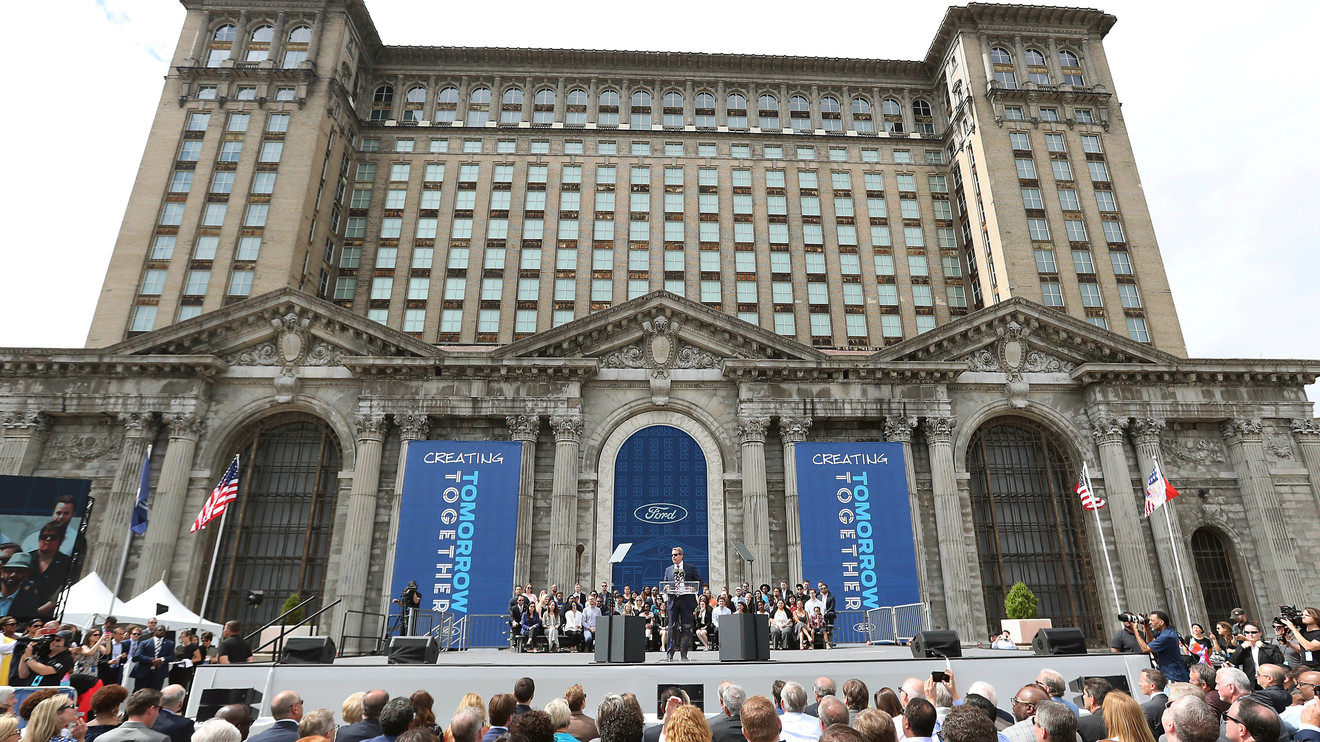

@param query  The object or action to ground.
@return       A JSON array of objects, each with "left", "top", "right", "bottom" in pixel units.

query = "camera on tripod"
[{"left": 1118, "top": 611, "right": 1149, "bottom": 625}]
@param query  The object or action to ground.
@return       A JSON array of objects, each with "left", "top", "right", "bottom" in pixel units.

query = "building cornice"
[
  {"left": 1071, "top": 361, "right": 1320, "bottom": 387},
  {"left": 0, "top": 353, "right": 226, "bottom": 379},
  {"left": 923, "top": 4, "right": 1117, "bottom": 68}
]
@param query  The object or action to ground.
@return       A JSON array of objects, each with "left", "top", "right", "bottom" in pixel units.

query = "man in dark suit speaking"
[{"left": 663, "top": 546, "right": 700, "bottom": 662}]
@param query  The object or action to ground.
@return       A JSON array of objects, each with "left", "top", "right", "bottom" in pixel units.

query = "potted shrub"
[{"left": 1001, "top": 582, "right": 1052, "bottom": 644}]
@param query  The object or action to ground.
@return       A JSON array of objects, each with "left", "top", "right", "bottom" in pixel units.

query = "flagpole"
[
  {"left": 113, "top": 444, "right": 149, "bottom": 597},
  {"left": 199, "top": 454, "right": 238, "bottom": 620},
  {"left": 1092, "top": 495, "right": 1122, "bottom": 616},
  {"left": 1162, "top": 503, "right": 1193, "bottom": 629}
]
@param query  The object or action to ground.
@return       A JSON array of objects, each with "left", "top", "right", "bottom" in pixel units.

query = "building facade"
[{"left": 1, "top": 1, "right": 1315, "bottom": 645}]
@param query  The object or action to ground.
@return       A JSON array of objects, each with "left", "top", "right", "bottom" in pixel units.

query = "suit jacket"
[
  {"left": 1247, "top": 686, "right": 1290, "bottom": 714},
  {"left": 132, "top": 638, "right": 175, "bottom": 689},
  {"left": 1076, "top": 712, "right": 1107, "bottom": 742},
  {"left": 804, "top": 702, "right": 820, "bottom": 718},
  {"left": 710, "top": 713, "right": 747, "bottom": 742},
  {"left": 821, "top": 592, "right": 837, "bottom": 622},
  {"left": 1141, "top": 694, "right": 1168, "bottom": 742},
  {"left": 247, "top": 719, "right": 301, "bottom": 742},
  {"left": 1229, "top": 643, "right": 1285, "bottom": 689},
  {"left": 94, "top": 720, "right": 172, "bottom": 742},
  {"left": 642, "top": 723, "right": 663, "bottom": 742},
  {"left": 565, "top": 712, "right": 597, "bottom": 742},
  {"left": 152, "top": 709, "right": 195, "bottom": 742},
  {"left": 1294, "top": 730, "right": 1320, "bottom": 742},
  {"left": 337, "top": 719, "right": 384, "bottom": 742},
  {"left": 663, "top": 562, "right": 700, "bottom": 614}
]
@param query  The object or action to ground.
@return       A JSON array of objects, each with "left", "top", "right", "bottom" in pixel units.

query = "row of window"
[
  {"left": 205, "top": 23, "right": 311, "bottom": 69},
  {"left": 367, "top": 84, "right": 936, "bottom": 134},
  {"left": 989, "top": 46, "right": 1087, "bottom": 89}
]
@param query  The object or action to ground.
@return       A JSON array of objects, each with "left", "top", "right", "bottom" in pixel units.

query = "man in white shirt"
[
  {"left": 779, "top": 682, "right": 822, "bottom": 742},
  {"left": 582, "top": 595, "right": 601, "bottom": 651}
]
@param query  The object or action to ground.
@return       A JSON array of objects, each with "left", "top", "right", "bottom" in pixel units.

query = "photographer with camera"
[
  {"left": 1278, "top": 606, "right": 1320, "bottom": 666},
  {"left": 392, "top": 581, "right": 420, "bottom": 636},
  {"left": 16, "top": 631, "right": 73, "bottom": 686},
  {"left": 1126, "top": 610, "right": 1190, "bottom": 682}
]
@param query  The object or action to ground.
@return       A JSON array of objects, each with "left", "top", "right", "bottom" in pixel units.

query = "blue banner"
[
  {"left": 393, "top": 441, "right": 522, "bottom": 620},
  {"left": 795, "top": 442, "right": 918, "bottom": 611}
]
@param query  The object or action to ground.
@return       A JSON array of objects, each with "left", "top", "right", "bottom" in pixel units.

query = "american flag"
[
  {"left": 1144, "top": 457, "right": 1180, "bottom": 517},
  {"left": 191, "top": 455, "right": 240, "bottom": 532},
  {"left": 1075, "top": 462, "right": 1105, "bottom": 511}
]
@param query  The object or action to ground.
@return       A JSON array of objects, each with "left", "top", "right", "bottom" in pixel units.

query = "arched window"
[
  {"left": 695, "top": 92, "right": 716, "bottom": 128},
  {"left": 566, "top": 88, "right": 587, "bottom": 126},
  {"left": 500, "top": 87, "right": 523, "bottom": 125},
  {"left": 990, "top": 47, "right": 1017, "bottom": 89},
  {"left": 1191, "top": 528, "right": 1243, "bottom": 624},
  {"left": 990, "top": 46, "right": 1013, "bottom": 65},
  {"left": 968, "top": 416, "right": 1103, "bottom": 641},
  {"left": 758, "top": 94, "right": 779, "bottom": 130},
  {"left": 820, "top": 96, "right": 842, "bottom": 132},
  {"left": 535, "top": 89, "right": 556, "bottom": 106},
  {"left": 789, "top": 95, "right": 811, "bottom": 132},
  {"left": 533, "top": 89, "right": 555, "bottom": 126},
  {"left": 630, "top": 91, "right": 652, "bottom": 129},
  {"left": 434, "top": 86, "right": 458, "bottom": 123},
  {"left": 662, "top": 91, "right": 684, "bottom": 129},
  {"left": 467, "top": 87, "right": 491, "bottom": 126},
  {"left": 598, "top": 90, "right": 620, "bottom": 127},
  {"left": 202, "top": 416, "right": 342, "bottom": 627},
  {"left": 1058, "top": 50, "right": 1084, "bottom": 86},
  {"left": 402, "top": 85, "right": 426, "bottom": 122},
  {"left": 882, "top": 98, "right": 904, "bottom": 133},
  {"left": 1024, "top": 48, "right": 1046, "bottom": 66},
  {"left": 405, "top": 86, "right": 426, "bottom": 104},
  {"left": 851, "top": 97, "right": 873, "bottom": 133},
  {"left": 281, "top": 25, "right": 311, "bottom": 68},
  {"left": 370, "top": 84, "right": 394, "bottom": 122},
  {"left": 207, "top": 24, "right": 236, "bottom": 67},
  {"left": 726, "top": 93, "right": 748, "bottom": 129},
  {"left": 246, "top": 25, "right": 274, "bottom": 62},
  {"left": 1025, "top": 49, "right": 1050, "bottom": 84},
  {"left": 912, "top": 99, "right": 934, "bottom": 134}
]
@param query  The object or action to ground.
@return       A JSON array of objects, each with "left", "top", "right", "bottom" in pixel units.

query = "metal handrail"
[
  {"left": 244, "top": 595, "right": 320, "bottom": 643},
  {"left": 252, "top": 598, "right": 342, "bottom": 658},
  {"left": 338, "top": 608, "right": 387, "bottom": 656}
]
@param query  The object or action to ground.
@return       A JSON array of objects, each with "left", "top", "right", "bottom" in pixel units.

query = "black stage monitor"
[
  {"left": 910, "top": 630, "right": 962, "bottom": 658},
  {"left": 1032, "top": 627, "right": 1087, "bottom": 656},
  {"left": 280, "top": 636, "right": 336, "bottom": 664}
]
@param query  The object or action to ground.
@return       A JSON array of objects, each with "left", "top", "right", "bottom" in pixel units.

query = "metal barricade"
[
  {"left": 866, "top": 607, "right": 897, "bottom": 644},
  {"left": 861, "top": 602, "right": 928, "bottom": 644},
  {"left": 464, "top": 614, "right": 515, "bottom": 648}
]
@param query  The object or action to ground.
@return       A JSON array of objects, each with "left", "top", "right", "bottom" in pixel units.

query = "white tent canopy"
[
  {"left": 118, "top": 579, "right": 224, "bottom": 634},
  {"left": 61, "top": 572, "right": 134, "bottom": 628}
]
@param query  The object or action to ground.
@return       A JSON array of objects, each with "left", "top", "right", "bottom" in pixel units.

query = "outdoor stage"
[{"left": 185, "top": 644, "right": 1153, "bottom": 726}]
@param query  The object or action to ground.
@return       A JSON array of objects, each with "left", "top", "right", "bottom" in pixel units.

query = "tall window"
[
  {"left": 598, "top": 90, "right": 620, "bottom": 127},
  {"left": 500, "top": 88, "right": 523, "bottom": 125},
  {"left": 207, "top": 24, "right": 236, "bottom": 67},
  {"left": 203, "top": 416, "right": 341, "bottom": 627},
  {"left": 246, "top": 25, "right": 273, "bottom": 62},
  {"left": 468, "top": 88, "right": 492, "bottom": 126},
  {"left": 281, "top": 25, "right": 310, "bottom": 68},
  {"left": 758, "top": 95, "right": 779, "bottom": 130},
  {"left": 1191, "top": 528, "right": 1242, "bottom": 624},
  {"left": 968, "top": 417, "right": 1103, "bottom": 642}
]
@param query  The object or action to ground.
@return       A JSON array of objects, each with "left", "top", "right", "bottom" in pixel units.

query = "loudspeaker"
[
  {"left": 280, "top": 636, "right": 336, "bottom": 664},
  {"left": 719, "top": 613, "right": 770, "bottom": 662},
  {"left": 910, "top": 630, "right": 962, "bottom": 658},
  {"left": 608, "top": 615, "right": 646, "bottom": 663},
  {"left": 656, "top": 684, "right": 705, "bottom": 718},
  {"left": 199, "top": 688, "right": 263, "bottom": 706},
  {"left": 1069, "top": 674, "right": 1130, "bottom": 695},
  {"left": 1032, "top": 628, "right": 1087, "bottom": 656},
  {"left": 197, "top": 704, "right": 260, "bottom": 722},
  {"left": 389, "top": 636, "right": 439, "bottom": 664}
]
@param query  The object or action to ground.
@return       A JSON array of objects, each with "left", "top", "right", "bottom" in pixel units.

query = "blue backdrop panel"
[
  {"left": 611, "top": 426, "right": 707, "bottom": 593},
  {"left": 796, "top": 443, "right": 918, "bottom": 610},
  {"left": 394, "top": 442, "right": 522, "bottom": 620}
]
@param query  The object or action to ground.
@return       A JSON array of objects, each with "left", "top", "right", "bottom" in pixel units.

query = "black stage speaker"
[
  {"left": 910, "top": 630, "right": 962, "bottom": 658},
  {"left": 389, "top": 636, "right": 439, "bottom": 664},
  {"left": 1032, "top": 628, "right": 1087, "bottom": 656},
  {"left": 280, "top": 636, "right": 336, "bottom": 664},
  {"left": 197, "top": 688, "right": 262, "bottom": 721},
  {"left": 609, "top": 615, "right": 646, "bottom": 663},
  {"left": 1069, "top": 674, "right": 1130, "bottom": 694},
  {"left": 656, "top": 684, "right": 705, "bottom": 717},
  {"left": 719, "top": 613, "right": 770, "bottom": 662}
]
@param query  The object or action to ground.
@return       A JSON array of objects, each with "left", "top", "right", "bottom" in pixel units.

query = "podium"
[
  {"left": 719, "top": 613, "right": 770, "bottom": 662},
  {"left": 594, "top": 615, "right": 646, "bottom": 663}
]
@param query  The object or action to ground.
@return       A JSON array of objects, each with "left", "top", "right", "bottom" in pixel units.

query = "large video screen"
[{"left": 0, "top": 475, "right": 92, "bottom": 622}]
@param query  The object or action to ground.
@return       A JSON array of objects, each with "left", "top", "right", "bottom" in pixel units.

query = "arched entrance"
[
  {"left": 202, "top": 414, "right": 341, "bottom": 626},
  {"left": 1190, "top": 527, "right": 1242, "bottom": 623},
  {"left": 610, "top": 425, "right": 708, "bottom": 594},
  {"left": 967, "top": 416, "right": 1103, "bottom": 641}
]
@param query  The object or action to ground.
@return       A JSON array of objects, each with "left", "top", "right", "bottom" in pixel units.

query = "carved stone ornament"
[
  {"left": 395, "top": 413, "right": 431, "bottom": 441},
  {"left": 163, "top": 412, "right": 205, "bottom": 439},
  {"left": 779, "top": 416, "right": 812, "bottom": 444},
  {"left": 1265, "top": 435, "right": 1295, "bottom": 461},
  {"left": 354, "top": 413, "right": 388, "bottom": 438},
  {"left": 549, "top": 415, "right": 584, "bottom": 443},
  {"left": 1160, "top": 437, "right": 1226, "bottom": 465},
  {"left": 47, "top": 418, "right": 121, "bottom": 461},
  {"left": 924, "top": 416, "right": 957, "bottom": 443},
  {"left": 119, "top": 412, "right": 159, "bottom": 439},
  {"left": 2, "top": 411, "right": 51, "bottom": 432},
  {"left": 737, "top": 416, "right": 770, "bottom": 445},
  {"left": 224, "top": 339, "right": 343, "bottom": 367},
  {"left": 999, "top": 321, "right": 1031, "bottom": 408},
  {"left": 506, "top": 414, "right": 541, "bottom": 443},
  {"left": 1220, "top": 418, "right": 1264, "bottom": 443},
  {"left": 1292, "top": 419, "right": 1320, "bottom": 439},
  {"left": 1090, "top": 416, "right": 1128, "bottom": 445},
  {"left": 1130, "top": 417, "right": 1166, "bottom": 447},
  {"left": 884, "top": 416, "right": 918, "bottom": 444}
]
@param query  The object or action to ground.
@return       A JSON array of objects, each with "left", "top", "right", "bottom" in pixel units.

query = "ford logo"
[{"left": 634, "top": 503, "right": 688, "bottom": 524}]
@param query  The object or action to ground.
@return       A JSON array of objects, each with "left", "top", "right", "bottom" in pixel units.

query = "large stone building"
[{"left": 1, "top": 0, "right": 1316, "bottom": 644}]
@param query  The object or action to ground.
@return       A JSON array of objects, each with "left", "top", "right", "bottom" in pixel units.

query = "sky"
[{"left": 3, "top": 0, "right": 1317, "bottom": 402}]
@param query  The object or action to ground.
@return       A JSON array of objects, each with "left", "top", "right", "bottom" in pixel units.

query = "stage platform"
[{"left": 186, "top": 644, "right": 1153, "bottom": 727}]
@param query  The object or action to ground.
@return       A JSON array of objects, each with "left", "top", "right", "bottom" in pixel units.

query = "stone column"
[
  {"left": 338, "top": 413, "right": 387, "bottom": 650},
  {"left": 507, "top": 415, "right": 540, "bottom": 585},
  {"left": 135, "top": 412, "right": 203, "bottom": 594},
  {"left": 886, "top": 415, "right": 929, "bottom": 605},
  {"left": 924, "top": 415, "right": 978, "bottom": 639},
  {"left": 386, "top": 413, "right": 430, "bottom": 609},
  {"left": 1292, "top": 419, "right": 1320, "bottom": 519},
  {"left": 1223, "top": 419, "right": 1306, "bottom": 604},
  {"left": 1088, "top": 417, "right": 1159, "bottom": 611},
  {"left": 1130, "top": 418, "right": 1203, "bottom": 630},
  {"left": 89, "top": 413, "right": 158, "bottom": 591},
  {"left": 0, "top": 412, "right": 51, "bottom": 476},
  {"left": 779, "top": 415, "right": 811, "bottom": 586},
  {"left": 548, "top": 414, "right": 583, "bottom": 590},
  {"left": 737, "top": 416, "right": 771, "bottom": 588}
]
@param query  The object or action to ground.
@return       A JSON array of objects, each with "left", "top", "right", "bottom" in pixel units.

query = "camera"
[
  {"left": 30, "top": 634, "right": 56, "bottom": 659},
  {"left": 1276, "top": 605, "right": 1302, "bottom": 625},
  {"left": 1118, "top": 611, "right": 1149, "bottom": 624}
]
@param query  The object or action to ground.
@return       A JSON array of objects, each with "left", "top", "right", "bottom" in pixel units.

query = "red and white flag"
[
  {"left": 1144, "top": 457, "right": 1180, "bottom": 517},
  {"left": 1075, "top": 462, "right": 1105, "bottom": 511},
  {"left": 191, "top": 455, "right": 240, "bottom": 532}
]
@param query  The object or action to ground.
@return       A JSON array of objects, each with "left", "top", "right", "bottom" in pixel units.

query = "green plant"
[
  {"left": 280, "top": 593, "right": 306, "bottom": 624},
  {"left": 1004, "top": 582, "right": 1039, "bottom": 620}
]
